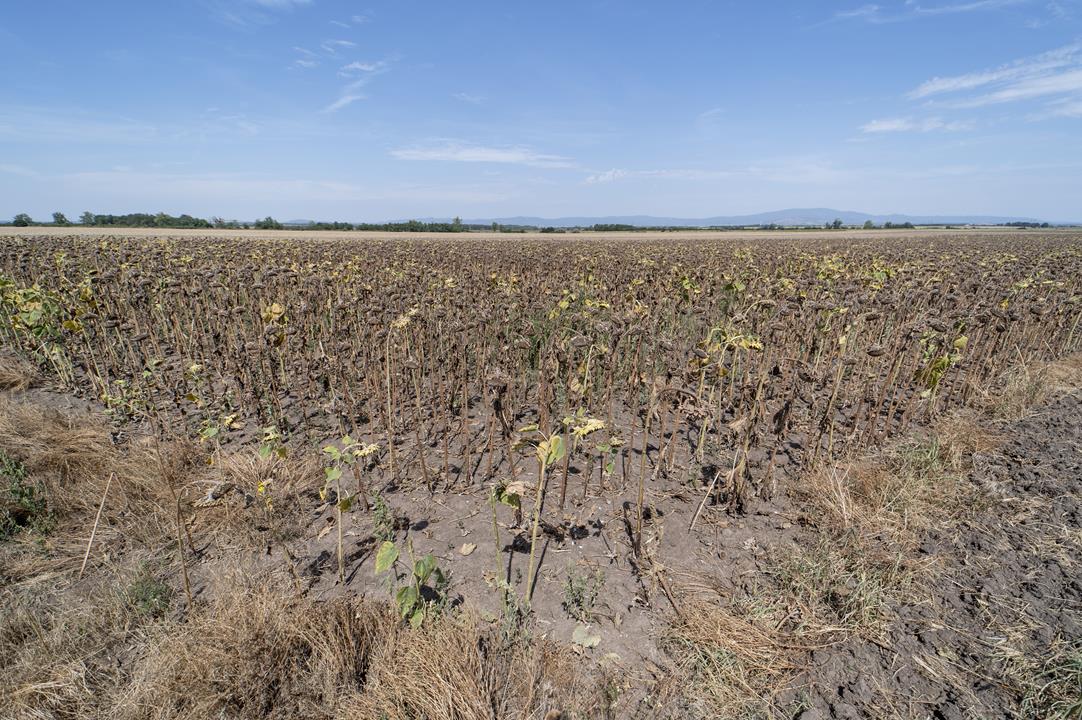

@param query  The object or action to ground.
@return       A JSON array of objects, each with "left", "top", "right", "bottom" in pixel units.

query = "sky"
[{"left": 1, "top": 0, "right": 1081, "bottom": 222}]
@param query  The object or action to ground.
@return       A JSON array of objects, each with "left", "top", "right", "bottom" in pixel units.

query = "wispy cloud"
[
  {"left": 909, "top": 43, "right": 1080, "bottom": 98},
  {"left": 584, "top": 168, "right": 730, "bottom": 184},
  {"left": 831, "top": 0, "right": 1030, "bottom": 24},
  {"left": 452, "top": 92, "right": 484, "bottom": 104},
  {"left": 320, "top": 39, "right": 356, "bottom": 55},
  {"left": 322, "top": 60, "right": 390, "bottom": 113},
  {"left": 203, "top": 0, "right": 312, "bottom": 28},
  {"left": 329, "top": 13, "right": 369, "bottom": 28},
  {"left": 391, "top": 142, "right": 576, "bottom": 168},
  {"left": 860, "top": 116, "right": 974, "bottom": 132},
  {"left": 339, "top": 60, "right": 386, "bottom": 76},
  {"left": 857, "top": 42, "right": 1082, "bottom": 133},
  {"left": 906, "top": 43, "right": 1082, "bottom": 113},
  {"left": 248, "top": 0, "right": 312, "bottom": 7},
  {"left": 291, "top": 46, "right": 319, "bottom": 69}
]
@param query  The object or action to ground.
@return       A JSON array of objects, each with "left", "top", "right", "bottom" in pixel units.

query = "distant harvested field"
[
  {"left": 2, "top": 228, "right": 1081, "bottom": 719},
  {"left": 4, "top": 223, "right": 1070, "bottom": 242}
]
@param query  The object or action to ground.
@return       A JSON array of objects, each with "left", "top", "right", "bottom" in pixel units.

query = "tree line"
[{"left": 4, "top": 212, "right": 1058, "bottom": 232}]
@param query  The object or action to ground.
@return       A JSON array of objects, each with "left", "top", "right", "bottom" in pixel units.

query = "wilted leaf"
[
  {"left": 375, "top": 541, "right": 398, "bottom": 573},
  {"left": 571, "top": 624, "right": 601, "bottom": 648},
  {"left": 396, "top": 584, "right": 419, "bottom": 617},
  {"left": 414, "top": 554, "right": 437, "bottom": 582}
]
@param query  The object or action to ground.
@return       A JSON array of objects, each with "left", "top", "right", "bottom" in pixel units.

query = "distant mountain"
[{"left": 467, "top": 208, "right": 1043, "bottom": 227}]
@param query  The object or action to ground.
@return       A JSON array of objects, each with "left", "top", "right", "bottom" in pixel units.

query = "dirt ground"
[{"left": 1, "top": 352, "right": 1080, "bottom": 719}]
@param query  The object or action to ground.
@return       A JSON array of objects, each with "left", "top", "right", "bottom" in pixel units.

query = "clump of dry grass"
[
  {"left": 347, "top": 608, "right": 597, "bottom": 720},
  {"left": 3, "top": 575, "right": 607, "bottom": 720},
  {"left": 0, "top": 353, "right": 39, "bottom": 391},
  {"left": 0, "top": 398, "right": 112, "bottom": 485},
  {"left": 767, "top": 534, "right": 918, "bottom": 639},
  {"left": 123, "top": 587, "right": 389, "bottom": 720},
  {"left": 0, "top": 552, "right": 170, "bottom": 718},
  {"left": 796, "top": 410, "right": 999, "bottom": 545},
  {"left": 662, "top": 597, "right": 793, "bottom": 719},
  {"left": 986, "top": 353, "right": 1082, "bottom": 420},
  {"left": 196, "top": 451, "right": 321, "bottom": 547}
]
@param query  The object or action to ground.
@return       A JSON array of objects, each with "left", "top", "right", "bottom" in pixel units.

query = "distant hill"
[{"left": 464, "top": 208, "right": 1043, "bottom": 227}]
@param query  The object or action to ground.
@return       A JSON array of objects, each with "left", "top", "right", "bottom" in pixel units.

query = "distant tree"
[
  {"left": 863, "top": 220, "right": 875, "bottom": 230},
  {"left": 831, "top": 218, "right": 844, "bottom": 230},
  {"left": 254, "top": 216, "right": 282, "bottom": 230},
  {"left": 12, "top": 213, "right": 32, "bottom": 227},
  {"left": 451, "top": 216, "right": 464, "bottom": 232},
  {"left": 80, "top": 211, "right": 96, "bottom": 226},
  {"left": 52, "top": 212, "right": 71, "bottom": 226},
  {"left": 491, "top": 221, "right": 499, "bottom": 233}
]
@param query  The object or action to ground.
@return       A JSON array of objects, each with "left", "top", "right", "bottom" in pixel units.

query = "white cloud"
[
  {"left": 901, "top": 42, "right": 1082, "bottom": 120},
  {"left": 339, "top": 60, "right": 386, "bottom": 76},
  {"left": 351, "top": 14, "right": 370, "bottom": 24},
  {"left": 323, "top": 94, "right": 365, "bottom": 112},
  {"left": 956, "top": 68, "right": 1082, "bottom": 106},
  {"left": 1045, "top": 98, "right": 1082, "bottom": 118},
  {"left": 452, "top": 92, "right": 484, "bottom": 104},
  {"left": 320, "top": 39, "right": 356, "bottom": 54},
  {"left": 911, "top": 0, "right": 1028, "bottom": 15},
  {"left": 833, "top": 0, "right": 1030, "bottom": 23},
  {"left": 584, "top": 168, "right": 732, "bottom": 184},
  {"left": 860, "top": 116, "right": 973, "bottom": 132},
  {"left": 323, "top": 60, "right": 390, "bottom": 112},
  {"left": 909, "top": 43, "right": 1080, "bottom": 98},
  {"left": 391, "top": 142, "right": 575, "bottom": 168},
  {"left": 584, "top": 169, "right": 630, "bottom": 184},
  {"left": 330, "top": 19, "right": 350, "bottom": 28},
  {"left": 294, "top": 58, "right": 318, "bottom": 69}
]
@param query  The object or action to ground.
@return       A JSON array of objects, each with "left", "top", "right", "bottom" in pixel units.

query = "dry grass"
[
  {"left": 662, "top": 597, "right": 794, "bottom": 719},
  {"left": 796, "top": 410, "right": 999, "bottom": 545},
  {"left": 0, "top": 390, "right": 610, "bottom": 720},
  {"left": 0, "top": 353, "right": 39, "bottom": 391},
  {"left": 767, "top": 534, "right": 919, "bottom": 639},
  {"left": 2, "top": 570, "right": 607, "bottom": 720},
  {"left": 0, "top": 399, "right": 112, "bottom": 485},
  {"left": 197, "top": 451, "right": 322, "bottom": 547},
  {"left": 0, "top": 552, "right": 171, "bottom": 718},
  {"left": 986, "top": 352, "right": 1082, "bottom": 420}
]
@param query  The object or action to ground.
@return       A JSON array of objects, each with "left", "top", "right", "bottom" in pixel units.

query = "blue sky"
[{"left": 1, "top": 0, "right": 1081, "bottom": 221}]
